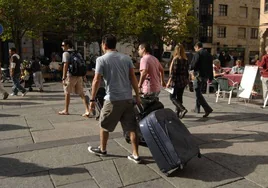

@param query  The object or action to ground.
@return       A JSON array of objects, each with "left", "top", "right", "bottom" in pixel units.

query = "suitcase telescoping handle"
[{"left": 136, "top": 103, "right": 144, "bottom": 114}]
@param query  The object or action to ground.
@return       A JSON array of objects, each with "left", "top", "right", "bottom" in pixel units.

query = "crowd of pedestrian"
[{"left": 1, "top": 34, "right": 218, "bottom": 164}]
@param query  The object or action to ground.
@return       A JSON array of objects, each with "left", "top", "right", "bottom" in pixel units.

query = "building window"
[
  {"left": 217, "top": 26, "right": 226, "bottom": 38},
  {"left": 219, "top": 4, "right": 228, "bottom": 16},
  {"left": 208, "top": 4, "right": 213, "bottom": 15},
  {"left": 238, "top": 28, "right": 246, "bottom": 39},
  {"left": 251, "top": 28, "right": 258, "bottom": 39},
  {"left": 252, "top": 8, "right": 260, "bottom": 19},
  {"left": 200, "top": 26, "right": 211, "bottom": 37},
  {"left": 265, "top": 0, "right": 268, "bottom": 12},
  {"left": 207, "top": 26, "right": 212, "bottom": 37},
  {"left": 201, "top": 4, "right": 213, "bottom": 16},
  {"left": 240, "top": 7, "right": 248, "bottom": 18}
]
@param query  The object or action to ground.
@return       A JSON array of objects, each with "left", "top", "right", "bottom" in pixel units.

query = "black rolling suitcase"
[
  {"left": 124, "top": 96, "right": 164, "bottom": 146},
  {"left": 139, "top": 108, "right": 201, "bottom": 176}
]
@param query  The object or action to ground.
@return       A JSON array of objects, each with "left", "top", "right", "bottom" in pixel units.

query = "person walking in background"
[
  {"left": 166, "top": 44, "right": 189, "bottom": 119},
  {"left": 218, "top": 51, "right": 231, "bottom": 67},
  {"left": 190, "top": 42, "right": 213, "bottom": 117},
  {"left": 0, "top": 62, "right": 9, "bottom": 99},
  {"left": 9, "top": 47, "right": 27, "bottom": 96},
  {"left": 87, "top": 34, "right": 142, "bottom": 163},
  {"left": 30, "top": 56, "right": 44, "bottom": 92},
  {"left": 49, "top": 54, "right": 62, "bottom": 81},
  {"left": 257, "top": 46, "right": 268, "bottom": 102},
  {"left": 58, "top": 39, "right": 90, "bottom": 116},
  {"left": 138, "top": 43, "right": 166, "bottom": 96}
]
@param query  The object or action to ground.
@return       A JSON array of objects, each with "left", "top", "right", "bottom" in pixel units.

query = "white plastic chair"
[{"left": 215, "top": 77, "right": 238, "bottom": 104}]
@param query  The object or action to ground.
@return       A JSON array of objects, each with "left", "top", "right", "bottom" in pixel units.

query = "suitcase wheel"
[{"left": 161, "top": 169, "right": 170, "bottom": 177}]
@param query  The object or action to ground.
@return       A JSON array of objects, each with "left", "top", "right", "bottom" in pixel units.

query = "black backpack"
[{"left": 68, "top": 51, "right": 87, "bottom": 76}]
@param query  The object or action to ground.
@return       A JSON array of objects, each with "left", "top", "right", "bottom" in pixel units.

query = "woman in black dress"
[{"left": 166, "top": 44, "right": 189, "bottom": 119}]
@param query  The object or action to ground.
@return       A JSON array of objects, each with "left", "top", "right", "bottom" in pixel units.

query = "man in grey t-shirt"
[{"left": 88, "top": 34, "right": 142, "bottom": 164}]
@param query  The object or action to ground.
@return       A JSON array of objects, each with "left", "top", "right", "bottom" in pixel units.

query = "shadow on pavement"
[
  {"left": 0, "top": 102, "right": 43, "bottom": 106},
  {"left": 168, "top": 152, "right": 268, "bottom": 185},
  {"left": 0, "top": 114, "right": 20, "bottom": 118},
  {"left": 0, "top": 157, "right": 87, "bottom": 178},
  {"left": 194, "top": 129, "right": 268, "bottom": 149},
  {"left": 0, "top": 124, "right": 29, "bottom": 131},
  {"left": 185, "top": 112, "right": 267, "bottom": 123}
]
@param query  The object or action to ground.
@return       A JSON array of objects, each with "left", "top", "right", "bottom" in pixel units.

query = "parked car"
[{"left": 161, "top": 51, "right": 173, "bottom": 68}]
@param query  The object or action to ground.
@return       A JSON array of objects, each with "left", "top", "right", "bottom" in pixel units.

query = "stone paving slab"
[
  {"left": 188, "top": 122, "right": 255, "bottom": 144},
  {"left": 31, "top": 120, "right": 94, "bottom": 143},
  {"left": 114, "top": 137, "right": 154, "bottom": 163},
  {"left": 201, "top": 134, "right": 268, "bottom": 187},
  {"left": 225, "top": 116, "right": 268, "bottom": 127},
  {"left": 0, "top": 171, "right": 54, "bottom": 188},
  {"left": 239, "top": 123, "right": 268, "bottom": 138},
  {"left": 0, "top": 132, "right": 122, "bottom": 156},
  {"left": 97, "top": 139, "right": 131, "bottom": 161},
  {"left": 0, "top": 136, "right": 33, "bottom": 148},
  {"left": 84, "top": 160, "right": 123, "bottom": 188},
  {"left": 31, "top": 118, "right": 124, "bottom": 143},
  {"left": 124, "top": 178, "right": 175, "bottom": 188},
  {"left": 0, "top": 116, "right": 27, "bottom": 125},
  {"left": 0, "top": 127, "right": 31, "bottom": 140},
  {"left": 27, "top": 119, "right": 55, "bottom": 132},
  {"left": 0, "top": 143, "right": 101, "bottom": 178},
  {"left": 49, "top": 165, "right": 91, "bottom": 187},
  {"left": 147, "top": 156, "right": 242, "bottom": 188},
  {"left": 219, "top": 179, "right": 263, "bottom": 188},
  {"left": 57, "top": 179, "right": 99, "bottom": 188},
  {"left": 114, "top": 158, "right": 160, "bottom": 186}
]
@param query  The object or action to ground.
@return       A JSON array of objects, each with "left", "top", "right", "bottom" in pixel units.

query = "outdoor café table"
[{"left": 223, "top": 74, "right": 243, "bottom": 86}]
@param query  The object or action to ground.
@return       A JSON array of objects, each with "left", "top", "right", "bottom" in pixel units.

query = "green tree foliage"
[
  {"left": 117, "top": 0, "right": 198, "bottom": 57},
  {"left": 0, "top": 0, "right": 197, "bottom": 55},
  {"left": 0, "top": 0, "right": 60, "bottom": 54}
]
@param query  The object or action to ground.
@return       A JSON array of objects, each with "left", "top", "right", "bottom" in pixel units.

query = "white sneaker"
[
  {"left": 10, "top": 93, "right": 18, "bottom": 96},
  {"left": 21, "top": 91, "right": 27, "bottom": 97}
]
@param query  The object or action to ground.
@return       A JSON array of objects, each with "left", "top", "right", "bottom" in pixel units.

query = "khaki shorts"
[
  {"left": 99, "top": 100, "right": 137, "bottom": 132},
  {"left": 63, "top": 76, "right": 83, "bottom": 95}
]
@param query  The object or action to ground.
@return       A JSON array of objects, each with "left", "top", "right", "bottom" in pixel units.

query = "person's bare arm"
[
  {"left": 129, "top": 68, "right": 141, "bottom": 104},
  {"left": 62, "top": 62, "right": 69, "bottom": 80},
  {"left": 159, "top": 63, "right": 166, "bottom": 87},
  {"left": 89, "top": 73, "right": 101, "bottom": 110},
  {"left": 138, "top": 69, "right": 148, "bottom": 89}
]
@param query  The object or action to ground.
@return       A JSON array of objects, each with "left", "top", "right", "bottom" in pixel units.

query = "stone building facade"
[{"left": 199, "top": 0, "right": 260, "bottom": 65}]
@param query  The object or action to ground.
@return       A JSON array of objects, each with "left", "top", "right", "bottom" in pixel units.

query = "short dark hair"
[
  {"left": 195, "top": 42, "right": 203, "bottom": 48},
  {"left": 9, "top": 47, "right": 16, "bottom": 52},
  {"left": 102, "top": 34, "right": 117, "bottom": 49},
  {"left": 139, "top": 43, "right": 151, "bottom": 53},
  {"left": 62, "top": 39, "right": 73, "bottom": 48}
]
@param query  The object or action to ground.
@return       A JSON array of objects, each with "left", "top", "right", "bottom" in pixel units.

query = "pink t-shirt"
[{"left": 139, "top": 54, "right": 162, "bottom": 93}]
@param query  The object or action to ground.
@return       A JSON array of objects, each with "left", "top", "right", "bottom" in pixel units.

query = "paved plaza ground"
[{"left": 1, "top": 80, "right": 268, "bottom": 188}]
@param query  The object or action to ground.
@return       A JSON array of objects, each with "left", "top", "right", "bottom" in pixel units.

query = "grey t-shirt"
[
  {"left": 62, "top": 49, "right": 75, "bottom": 74},
  {"left": 95, "top": 51, "right": 134, "bottom": 101}
]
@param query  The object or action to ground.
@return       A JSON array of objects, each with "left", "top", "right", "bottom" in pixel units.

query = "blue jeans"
[
  {"left": 11, "top": 74, "right": 26, "bottom": 95},
  {"left": 193, "top": 77, "right": 213, "bottom": 113}
]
